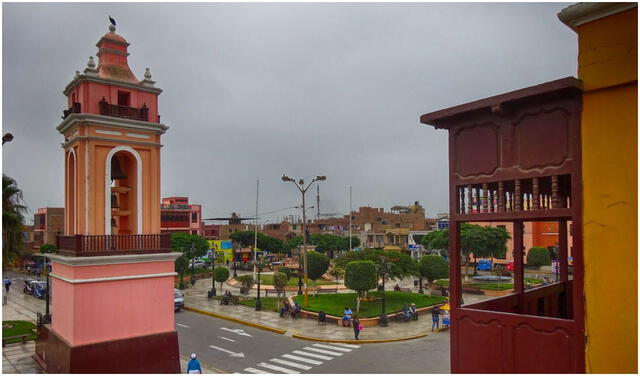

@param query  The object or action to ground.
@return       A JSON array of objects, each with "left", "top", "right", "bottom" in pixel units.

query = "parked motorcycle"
[
  {"left": 23, "top": 280, "right": 35, "bottom": 295},
  {"left": 33, "top": 281, "right": 47, "bottom": 300}
]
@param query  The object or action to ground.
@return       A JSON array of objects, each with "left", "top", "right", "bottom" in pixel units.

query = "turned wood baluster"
[
  {"left": 467, "top": 185, "right": 473, "bottom": 214},
  {"left": 515, "top": 179, "right": 521, "bottom": 211},
  {"left": 481, "top": 184, "right": 488, "bottom": 213},
  {"left": 489, "top": 189, "right": 494, "bottom": 213},
  {"left": 498, "top": 182, "right": 505, "bottom": 212},
  {"left": 551, "top": 175, "right": 559, "bottom": 209},
  {"left": 533, "top": 178, "right": 540, "bottom": 210}
]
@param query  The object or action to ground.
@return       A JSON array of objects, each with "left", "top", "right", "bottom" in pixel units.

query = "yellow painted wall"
[{"left": 577, "top": 8, "right": 637, "bottom": 373}]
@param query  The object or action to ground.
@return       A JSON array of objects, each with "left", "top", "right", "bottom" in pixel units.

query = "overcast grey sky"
[{"left": 2, "top": 2, "right": 577, "bottom": 224}]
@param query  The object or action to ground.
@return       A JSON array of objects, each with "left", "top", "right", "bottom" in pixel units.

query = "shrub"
[
  {"left": 278, "top": 267, "right": 295, "bottom": 280},
  {"left": 306, "top": 251, "right": 330, "bottom": 282},
  {"left": 526, "top": 247, "right": 551, "bottom": 267},
  {"left": 213, "top": 266, "right": 230, "bottom": 291},
  {"left": 39, "top": 243, "right": 57, "bottom": 254},
  {"left": 236, "top": 275, "right": 255, "bottom": 294}
]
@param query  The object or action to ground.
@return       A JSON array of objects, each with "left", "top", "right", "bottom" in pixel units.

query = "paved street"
[{"left": 176, "top": 309, "right": 449, "bottom": 373}]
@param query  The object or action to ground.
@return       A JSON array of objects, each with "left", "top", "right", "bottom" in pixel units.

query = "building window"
[
  {"left": 117, "top": 91, "right": 130, "bottom": 107},
  {"left": 191, "top": 212, "right": 198, "bottom": 223}
]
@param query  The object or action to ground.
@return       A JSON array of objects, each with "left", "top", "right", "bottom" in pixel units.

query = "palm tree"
[{"left": 3, "top": 174, "right": 27, "bottom": 268}]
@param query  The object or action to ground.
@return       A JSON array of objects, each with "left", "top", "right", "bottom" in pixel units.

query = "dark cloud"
[{"left": 2, "top": 2, "right": 576, "bottom": 223}]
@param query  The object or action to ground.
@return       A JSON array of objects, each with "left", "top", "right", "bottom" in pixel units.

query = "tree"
[
  {"left": 339, "top": 236, "right": 361, "bottom": 251},
  {"left": 335, "top": 249, "right": 417, "bottom": 281},
  {"left": 422, "top": 224, "right": 511, "bottom": 278},
  {"left": 306, "top": 251, "right": 330, "bottom": 292},
  {"left": 171, "top": 233, "right": 209, "bottom": 261},
  {"left": 3, "top": 175, "right": 27, "bottom": 268},
  {"left": 236, "top": 275, "right": 255, "bottom": 294},
  {"left": 418, "top": 255, "right": 449, "bottom": 296},
  {"left": 213, "top": 266, "right": 230, "bottom": 293},
  {"left": 175, "top": 256, "right": 189, "bottom": 289},
  {"left": 527, "top": 247, "right": 551, "bottom": 267},
  {"left": 229, "top": 231, "right": 284, "bottom": 254},
  {"left": 278, "top": 267, "right": 295, "bottom": 281},
  {"left": 272, "top": 272, "right": 289, "bottom": 309},
  {"left": 40, "top": 243, "right": 57, "bottom": 254},
  {"left": 344, "top": 260, "right": 377, "bottom": 312}
]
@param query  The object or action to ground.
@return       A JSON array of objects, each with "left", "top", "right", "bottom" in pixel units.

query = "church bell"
[{"left": 111, "top": 157, "right": 127, "bottom": 180}]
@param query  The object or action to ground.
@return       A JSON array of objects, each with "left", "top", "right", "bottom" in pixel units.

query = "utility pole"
[
  {"left": 253, "top": 179, "right": 259, "bottom": 281},
  {"left": 349, "top": 186, "right": 352, "bottom": 251},
  {"left": 316, "top": 184, "right": 320, "bottom": 221}
]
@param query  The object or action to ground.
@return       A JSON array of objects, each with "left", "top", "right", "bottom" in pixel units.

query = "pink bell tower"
[{"left": 35, "top": 22, "right": 181, "bottom": 373}]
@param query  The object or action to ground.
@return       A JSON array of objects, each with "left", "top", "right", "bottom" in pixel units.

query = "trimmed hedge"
[{"left": 526, "top": 247, "right": 551, "bottom": 267}]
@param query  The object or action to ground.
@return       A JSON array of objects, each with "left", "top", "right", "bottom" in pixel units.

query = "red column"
[
  {"left": 559, "top": 220, "right": 568, "bottom": 282},
  {"left": 513, "top": 220, "right": 525, "bottom": 313}
]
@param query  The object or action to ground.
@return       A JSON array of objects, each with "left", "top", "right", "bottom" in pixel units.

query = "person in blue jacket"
[{"left": 187, "top": 353, "right": 202, "bottom": 374}]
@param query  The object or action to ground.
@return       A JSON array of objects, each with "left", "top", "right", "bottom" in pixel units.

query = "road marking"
[
  {"left": 220, "top": 327, "right": 252, "bottom": 337},
  {"left": 244, "top": 367, "right": 271, "bottom": 374},
  {"left": 303, "top": 346, "right": 343, "bottom": 356},
  {"left": 281, "top": 354, "right": 323, "bottom": 365},
  {"left": 312, "top": 343, "right": 352, "bottom": 352},
  {"left": 176, "top": 323, "right": 190, "bottom": 328},
  {"left": 219, "top": 336, "right": 236, "bottom": 343},
  {"left": 209, "top": 345, "right": 245, "bottom": 357},
  {"left": 291, "top": 350, "right": 333, "bottom": 360},
  {"left": 270, "top": 358, "right": 312, "bottom": 370},
  {"left": 257, "top": 362, "right": 300, "bottom": 374},
  {"left": 329, "top": 342, "right": 360, "bottom": 349}
]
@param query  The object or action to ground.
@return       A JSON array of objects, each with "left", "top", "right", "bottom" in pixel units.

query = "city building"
[
  {"left": 202, "top": 223, "right": 221, "bottom": 240},
  {"left": 33, "top": 207, "right": 64, "bottom": 249},
  {"left": 160, "top": 197, "right": 202, "bottom": 235}
]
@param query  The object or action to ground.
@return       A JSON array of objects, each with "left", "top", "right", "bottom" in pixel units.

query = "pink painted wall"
[{"left": 51, "top": 260, "right": 176, "bottom": 346}]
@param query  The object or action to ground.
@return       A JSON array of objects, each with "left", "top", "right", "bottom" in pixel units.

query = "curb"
[
  {"left": 290, "top": 332, "right": 429, "bottom": 344},
  {"left": 183, "top": 306, "right": 288, "bottom": 335}
]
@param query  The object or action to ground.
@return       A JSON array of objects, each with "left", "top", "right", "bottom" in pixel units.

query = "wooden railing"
[
  {"left": 62, "top": 102, "right": 81, "bottom": 119},
  {"left": 56, "top": 234, "right": 172, "bottom": 257},
  {"left": 99, "top": 98, "right": 149, "bottom": 122}
]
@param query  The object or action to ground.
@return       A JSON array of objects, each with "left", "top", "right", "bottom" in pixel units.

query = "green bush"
[
  {"left": 236, "top": 275, "right": 255, "bottom": 293},
  {"left": 526, "top": 247, "right": 551, "bottom": 267},
  {"left": 418, "top": 255, "right": 449, "bottom": 284},
  {"left": 344, "top": 261, "right": 377, "bottom": 297},
  {"left": 213, "top": 266, "right": 230, "bottom": 291},
  {"left": 306, "top": 251, "right": 330, "bottom": 282},
  {"left": 40, "top": 243, "right": 57, "bottom": 254},
  {"left": 278, "top": 267, "right": 295, "bottom": 280}
]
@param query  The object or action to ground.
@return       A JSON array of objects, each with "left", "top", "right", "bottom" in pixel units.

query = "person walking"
[
  {"left": 187, "top": 353, "right": 202, "bottom": 374},
  {"left": 432, "top": 307, "right": 440, "bottom": 331},
  {"left": 353, "top": 315, "right": 362, "bottom": 340},
  {"left": 3, "top": 277, "right": 11, "bottom": 293}
]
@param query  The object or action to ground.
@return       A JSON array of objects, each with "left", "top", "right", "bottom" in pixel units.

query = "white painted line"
[
  {"left": 312, "top": 343, "right": 352, "bottom": 352},
  {"left": 209, "top": 345, "right": 244, "bottom": 357},
  {"left": 303, "top": 346, "right": 343, "bottom": 356},
  {"left": 221, "top": 327, "right": 253, "bottom": 337},
  {"left": 281, "top": 354, "right": 323, "bottom": 365},
  {"left": 270, "top": 358, "right": 312, "bottom": 370},
  {"left": 176, "top": 323, "right": 189, "bottom": 328},
  {"left": 219, "top": 336, "right": 236, "bottom": 343},
  {"left": 292, "top": 350, "right": 333, "bottom": 360},
  {"left": 244, "top": 367, "right": 271, "bottom": 374},
  {"left": 329, "top": 343, "right": 360, "bottom": 349},
  {"left": 257, "top": 362, "right": 300, "bottom": 374}
]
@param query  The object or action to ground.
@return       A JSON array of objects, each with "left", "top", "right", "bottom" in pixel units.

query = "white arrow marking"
[
  {"left": 219, "top": 336, "right": 236, "bottom": 343},
  {"left": 209, "top": 345, "right": 245, "bottom": 357},
  {"left": 176, "top": 323, "right": 190, "bottom": 328},
  {"left": 220, "top": 327, "right": 252, "bottom": 337}
]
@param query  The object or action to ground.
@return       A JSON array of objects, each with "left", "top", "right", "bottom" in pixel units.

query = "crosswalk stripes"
[
  {"left": 280, "top": 354, "right": 323, "bottom": 365},
  {"left": 257, "top": 362, "right": 300, "bottom": 374},
  {"left": 302, "top": 346, "right": 344, "bottom": 356},
  {"left": 269, "top": 358, "right": 313, "bottom": 370},
  {"left": 241, "top": 343, "right": 361, "bottom": 374}
]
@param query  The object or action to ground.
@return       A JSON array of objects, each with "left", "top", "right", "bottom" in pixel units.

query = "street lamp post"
[
  {"left": 377, "top": 256, "right": 392, "bottom": 327},
  {"left": 254, "top": 258, "right": 265, "bottom": 311},
  {"left": 210, "top": 249, "right": 216, "bottom": 297},
  {"left": 2, "top": 133, "right": 14, "bottom": 145},
  {"left": 297, "top": 254, "right": 303, "bottom": 295},
  {"left": 190, "top": 242, "right": 196, "bottom": 287},
  {"left": 281, "top": 174, "right": 326, "bottom": 307}
]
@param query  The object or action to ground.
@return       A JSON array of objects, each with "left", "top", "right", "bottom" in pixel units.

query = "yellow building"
[{"left": 558, "top": 3, "right": 637, "bottom": 373}]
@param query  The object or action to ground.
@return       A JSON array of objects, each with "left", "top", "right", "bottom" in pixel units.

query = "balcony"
[
  {"left": 62, "top": 102, "right": 81, "bottom": 119},
  {"left": 99, "top": 98, "right": 149, "bottom": 122},
  {"left": 56, "top": 234, "right": 172, "bottom": 257}
]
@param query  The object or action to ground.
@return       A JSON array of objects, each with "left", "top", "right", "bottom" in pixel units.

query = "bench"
[
  {"left": 264, "top": 288, "right": 279, "bottom": 297},
  {"left": 398, "top": 287, "right": 412, "bottom": 293},
  {"left": 317, "top": 288, "right": 338, "bottom": 294},
  {"left": 2, "top": 334, "right": 32, "bottom": 347}
]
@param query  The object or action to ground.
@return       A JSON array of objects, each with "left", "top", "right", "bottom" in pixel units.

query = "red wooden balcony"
[
  {"left": 99, "top": 98, "right": 149, "bottom": 122},
  {"left": 56, "top": 234, "right": 172, "bottom": 257},
  {"left": 62, "top": 102, "right": 81, "bottom": 119}
]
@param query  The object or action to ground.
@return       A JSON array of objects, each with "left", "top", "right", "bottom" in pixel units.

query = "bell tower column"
[{"left": 35, "top": 22, "right": 180, "bottom": 374}]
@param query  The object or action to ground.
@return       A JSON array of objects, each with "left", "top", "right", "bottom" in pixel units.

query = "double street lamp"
[
  {"left": 281, "top": 174, "right": 326, "bottom": 307},
  {"left": 254, "top": 257, "right": 267, "bottom": 311}
]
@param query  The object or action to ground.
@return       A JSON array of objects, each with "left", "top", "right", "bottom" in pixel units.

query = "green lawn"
[
  {"left": 2, "top": 321, "right": 37, "bottom": 344},
  {"left": 293, "top": 292, "right": 446, "bottom": 318},
  {"left": 433, "top": 278, "right": 542, "bottom": 291},
  {"left": 259, "top": 274, "right": 337, "bottom": 287},
  {"left": 239, "top": 297, "right": 281, "bottom": 312}
]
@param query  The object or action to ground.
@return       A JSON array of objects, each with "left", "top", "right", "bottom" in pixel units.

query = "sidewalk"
[{"left": 182, "top": 277, "right": 447, "bottom": 343}]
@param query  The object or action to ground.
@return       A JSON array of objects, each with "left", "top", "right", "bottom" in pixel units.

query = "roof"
[
  {"left": 420, "top": 77, "right": 582, "bottom": 129},
  {"left": 558, "top": 2, "right": 637, "bottom": 32}
]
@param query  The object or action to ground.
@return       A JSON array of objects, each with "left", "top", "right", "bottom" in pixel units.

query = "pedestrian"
[
  {"left": 432, "top": 307, "right": 440, "bottom": 331},
  {"left": 409, "top": 303, "right": 417, "bottom": 321},
  {"left": 353, "top": 315, "right": 361, "bottom": 340},
  {"left": 342, "top": 306, "right": 352, "bottom": 327},
  {"left": 187, "top": 353, "right": 202, "bottom": 374},
  {"left": 291, "top": 301, "right": 301, "bottom": 319},
  {"left": 280, "top": 299, "right": 291, "bottom": 318},
  {"left": 3, "top": 277, "right": 11, "bottom": 293}
]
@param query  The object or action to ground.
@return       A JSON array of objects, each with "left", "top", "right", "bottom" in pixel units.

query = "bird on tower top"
[{"left": 108, "top": 16, "right": 116, "bottom": 32}]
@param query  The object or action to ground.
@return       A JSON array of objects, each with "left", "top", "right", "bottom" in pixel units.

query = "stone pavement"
[
  {"left": 182, "top": 275, "right": 463, "bottom": 342},
  {"left": 2, "top": 274, "right": 45, "bottom": 374}
]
